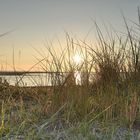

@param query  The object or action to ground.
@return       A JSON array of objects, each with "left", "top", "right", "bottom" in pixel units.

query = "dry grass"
[{"left": 1, "top": 10, "right": 140, "bottom": 139}]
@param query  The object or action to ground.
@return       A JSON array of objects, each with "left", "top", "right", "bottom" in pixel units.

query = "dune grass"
[{"left": 1, "top": 13, "right": 140, "bottom": 139}]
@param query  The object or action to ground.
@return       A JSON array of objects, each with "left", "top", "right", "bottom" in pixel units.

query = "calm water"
[{"left": 0, "top": 72, "right": 88, "bottom": 86}]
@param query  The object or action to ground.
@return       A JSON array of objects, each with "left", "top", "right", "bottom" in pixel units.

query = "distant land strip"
[
  {"left": 0, "top": 71, "right": 52, "bottom": 76},
  {"left": 0, "top": 71, "right": 126, "bottom": 76},
  {"left": 0, "top": 71, "right": 80, "bottom": 76}
]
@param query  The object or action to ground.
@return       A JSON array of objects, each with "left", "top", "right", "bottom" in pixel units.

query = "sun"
[{"left": 73, "top": 54, "right": 82, "bottom": 65}]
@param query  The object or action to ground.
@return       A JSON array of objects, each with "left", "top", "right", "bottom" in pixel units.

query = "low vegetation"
[{"left": 1, "top": 13, "right": 140, "bottom": 139}]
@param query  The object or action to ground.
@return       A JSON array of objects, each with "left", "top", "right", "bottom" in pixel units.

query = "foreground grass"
[
  {"left": 0, "top": 84, "right": 139, "bottom": 140},
  {"left": 2, "top": 10, "right": 140, "bottom": 139}
]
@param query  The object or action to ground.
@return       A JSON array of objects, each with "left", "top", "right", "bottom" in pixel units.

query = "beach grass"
[{"left": 1, "top": 13, "right": 140, "bottom": 139}]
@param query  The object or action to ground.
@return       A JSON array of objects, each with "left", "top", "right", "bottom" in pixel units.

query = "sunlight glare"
[{"left": 73, "top": 54, "right": 82, "bottom": 65}]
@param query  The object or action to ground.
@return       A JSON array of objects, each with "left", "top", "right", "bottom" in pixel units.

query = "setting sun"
[{"left": 73, "top": 54, "right": 82, "bottom": 65}]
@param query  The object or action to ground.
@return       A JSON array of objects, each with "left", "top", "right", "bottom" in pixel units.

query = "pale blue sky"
[{"left": 0, "top": 0, "right": 140, "bottom": 70}]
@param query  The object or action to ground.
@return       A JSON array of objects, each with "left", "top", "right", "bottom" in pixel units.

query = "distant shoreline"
[{"left": 0, "top": 71, "right": 54, "bottom": 76}]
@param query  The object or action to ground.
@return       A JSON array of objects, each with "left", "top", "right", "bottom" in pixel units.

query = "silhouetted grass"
[{"left": 1, "top": 11, "right": 140, "bottom": 139}]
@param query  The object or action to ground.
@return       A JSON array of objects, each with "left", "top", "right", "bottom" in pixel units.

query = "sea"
[{"left": 0, "top": 71, "right": 89, "bottom": 87}]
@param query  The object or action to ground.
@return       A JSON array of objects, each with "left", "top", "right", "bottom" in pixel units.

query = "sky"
[{"left": 0, "top": 0, "right": 140, "bottom": 70}]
